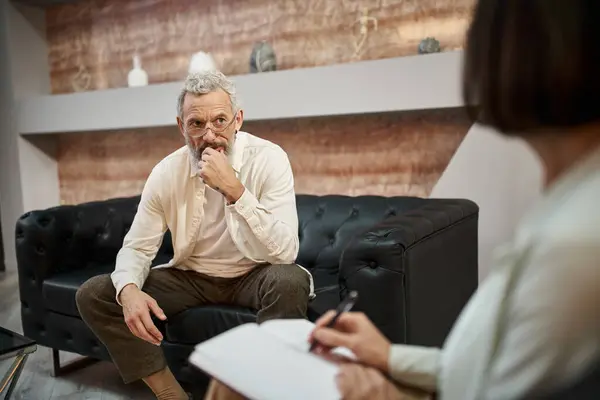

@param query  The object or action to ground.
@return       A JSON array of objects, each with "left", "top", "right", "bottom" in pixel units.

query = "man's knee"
[
  {"left": 256, "top": 265, "right": 310, "bottom": 322},
  {"left": 267, "top": 264, "right": 310, "bottom": 300},
  {"left": 75, "top": 274, "right": 114, "bottom": 316}
]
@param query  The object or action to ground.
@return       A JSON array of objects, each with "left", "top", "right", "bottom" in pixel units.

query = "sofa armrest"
[
  {"left": 339, "top": 198, "right": 479, "bottom": 346},
  {"left": 15, "top": 196, "right": 142, "bottom": 286}
]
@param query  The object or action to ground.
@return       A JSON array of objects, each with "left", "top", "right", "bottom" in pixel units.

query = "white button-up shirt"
[
  {"left": 111, "top": 130, "right": 315, "bottom": 301},
  {"left": 389, "top": 145, "right": 600, "bottom": 399}
]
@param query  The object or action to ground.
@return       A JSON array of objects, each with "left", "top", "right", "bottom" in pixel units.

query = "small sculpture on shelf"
[
  {"left": 418, "top": 37, "right": 441, "bottom": 54},
  {"left": 189, "top": 51, "right": 217, "bottom": 73},
  {"left": 127, "top": 54, "right": 149, "bottom": 87},
  {"left": 353, "top": 7, "right": 378, "bottom": 58},
  {"left": 249, "top": 41, "right": 277, "bottom": 73},
  {"left": 71, "top": 64, "right": 91, "bottom": 92}
]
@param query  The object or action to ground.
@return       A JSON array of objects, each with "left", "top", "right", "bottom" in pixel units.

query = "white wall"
[
  {"left": 430, "top": 123, "right": 544, "bottom": 279},
  {"left": 0, "top": 0, "right": 24, "bottom": 272},
  {"left": 0, "top": 2, "right": 57, "bottom": 271}
]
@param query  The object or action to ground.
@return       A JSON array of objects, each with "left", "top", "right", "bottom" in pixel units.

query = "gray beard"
[
  {"left": 185, "top": 133, "right": 233, "bottom": 166},
  {"left": 185, "top": 135, "right": 202, "bottom": 165}
]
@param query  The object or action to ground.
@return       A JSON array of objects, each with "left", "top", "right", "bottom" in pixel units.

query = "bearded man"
[{"left": 76, "top": 70, "right": 312, "bottom": 400}]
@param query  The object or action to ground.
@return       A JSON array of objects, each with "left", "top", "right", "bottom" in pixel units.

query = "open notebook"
[{"left": 188, "top": 319, "right": 356, "bottom": 400}]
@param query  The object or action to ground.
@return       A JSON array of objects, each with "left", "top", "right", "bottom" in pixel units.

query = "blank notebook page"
[
  {"left": 260, "top": 319, "right": 315, "bottom": 351},
  {"left": 261, "top": 319, "right": 357, "bottom": 361},
  {"left": 189, "top": 323, "right": 341, "bottom": 400}
]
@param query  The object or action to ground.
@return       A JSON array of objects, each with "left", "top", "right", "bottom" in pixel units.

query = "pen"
[{"left": 309, "top": 290, "right": 359, "bottom": 352}]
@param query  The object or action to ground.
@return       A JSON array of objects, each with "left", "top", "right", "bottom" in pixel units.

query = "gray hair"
[{"left": 177, "top": 70, "right": 239, "bottom": 118}]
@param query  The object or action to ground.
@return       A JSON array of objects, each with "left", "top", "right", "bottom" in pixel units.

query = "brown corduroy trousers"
[{"left": 75, "top": 264, "right": 310, "bottom": 384}]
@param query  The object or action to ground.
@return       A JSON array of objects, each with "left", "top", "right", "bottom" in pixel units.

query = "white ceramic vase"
[
  {"left": 127, "top": 54, "right": 149, "bottom": 87},
  {"left": 189, "top": 51, "right": 217, "bottom": 73}
]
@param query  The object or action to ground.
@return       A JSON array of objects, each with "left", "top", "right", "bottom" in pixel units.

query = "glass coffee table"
[{"left": 0, "top": 326, "right": 36, "bottom": 399}]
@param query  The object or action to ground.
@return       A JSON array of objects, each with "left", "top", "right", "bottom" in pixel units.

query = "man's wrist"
[
  {"left": 223, "top": 180, "right": 245, "bottom": 204},
  {"left": 118, "top": 283, "right": 139, "bottom": 303}
]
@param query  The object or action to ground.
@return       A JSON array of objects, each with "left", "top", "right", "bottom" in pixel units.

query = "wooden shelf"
[{"left": 17, "top": 51, "right": 464, "bottom": 135}]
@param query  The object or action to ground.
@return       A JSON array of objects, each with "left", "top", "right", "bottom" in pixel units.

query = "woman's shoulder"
[{"left": 546, "top": 180, "right": 600, "bottom": 242}]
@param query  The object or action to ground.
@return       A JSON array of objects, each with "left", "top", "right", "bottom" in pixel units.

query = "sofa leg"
[{"left": 52, "top": 349, "right": 98, "bottom": 377}]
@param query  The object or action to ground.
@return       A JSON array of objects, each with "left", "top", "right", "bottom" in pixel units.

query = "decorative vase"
[
  {"left": 418, "top": 37, "right": 441, "bottom": 54},
  {"left": 188, "top": 52, "right": 217, "bottom": 74},
  {"left": 249, "top": 41, "right": 277, "bottom": 73},
  {"left": 127, "top": 54, "right": 149, "bottom": 87}
]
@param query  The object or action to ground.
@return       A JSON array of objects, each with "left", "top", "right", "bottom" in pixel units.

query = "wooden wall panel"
[
  {"left": 58, "top": 108, "right": 470, "bottom": 205},
  {"left": 58, "top": 127, "right": 181, "bottom": 205},
  {"left": 46, "top": 0, "right": 474, "bottom": 94}
]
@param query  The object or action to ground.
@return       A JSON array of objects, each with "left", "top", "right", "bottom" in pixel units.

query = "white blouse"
[{"left": 388, "top": 145, "right": 600, "bottom": 400}]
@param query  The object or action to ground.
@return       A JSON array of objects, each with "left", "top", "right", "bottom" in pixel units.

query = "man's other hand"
[{"left": 120, "top": 284, "right": 167, "bottom": 346}]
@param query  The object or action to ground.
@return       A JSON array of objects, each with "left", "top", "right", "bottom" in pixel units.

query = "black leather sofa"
[{"left": 16, "top": 194, "right": 479, "bottom": 396}]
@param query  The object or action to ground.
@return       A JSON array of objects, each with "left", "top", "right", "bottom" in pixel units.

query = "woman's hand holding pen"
[{"left": 308, "top": 310, "right": 392, "bottom": 373}]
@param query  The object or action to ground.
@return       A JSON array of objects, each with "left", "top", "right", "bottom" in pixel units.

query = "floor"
[{"left": 0, "top": 270, "right": 154, "bottom": 400}]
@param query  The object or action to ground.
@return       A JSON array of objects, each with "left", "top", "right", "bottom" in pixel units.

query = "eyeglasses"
[{"left": 184, "top": 113, "right": 237, "bottom": 139}]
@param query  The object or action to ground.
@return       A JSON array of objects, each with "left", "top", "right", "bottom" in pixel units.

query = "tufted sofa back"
[
  {"left": 15, "top": 196, "right": 153, "bottom": 282},
  {"left": 295, "top": 195, "right": 426, "bottom": 289},
  {"left": 15, "top": 194, "right": 427, "bottom": 289}
]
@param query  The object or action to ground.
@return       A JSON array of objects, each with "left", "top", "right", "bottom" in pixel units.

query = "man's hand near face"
[{"left": 199, "top": 147, "right": 245, "bottom": 203}]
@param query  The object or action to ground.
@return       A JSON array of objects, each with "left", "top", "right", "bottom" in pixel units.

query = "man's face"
[{"left": 177, "top": 89, "right": 243, "bottom": 164}]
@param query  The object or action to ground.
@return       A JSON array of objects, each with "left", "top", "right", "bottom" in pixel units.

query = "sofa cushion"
[
  {"left": 42, "top": 264, "right": 342, "bottom": 329},
  {"left": 164, "top": 286, "right": 343, "bottom": 345},
  {"left": 42, "top": 264, "right": 114, "bottom": 317},
  {"left": 164, "top": 305, "right": 257, "bottom": 344},
  {"left": 41, "top": 253, "right": 174, "bottom": 317}
]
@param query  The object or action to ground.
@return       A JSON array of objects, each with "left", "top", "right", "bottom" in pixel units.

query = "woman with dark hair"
[
  {"left": 205, "top": 1, "right": 600, "bottom": 399},
  {"left": 308, "top": 0, "right": 600, "bottom": 399}
]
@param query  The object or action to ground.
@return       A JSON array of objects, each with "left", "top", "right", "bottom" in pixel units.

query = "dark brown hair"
[{"left": 463, "top": 0, "right": 600, "bottom": 135}]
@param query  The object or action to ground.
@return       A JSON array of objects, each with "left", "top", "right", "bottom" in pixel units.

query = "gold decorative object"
[
  {"left": 71, "top": 64, "right": 91, "bottom": 92},
  {"left": 353, "top": 7, "right": 378, "bottom": 58}
]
